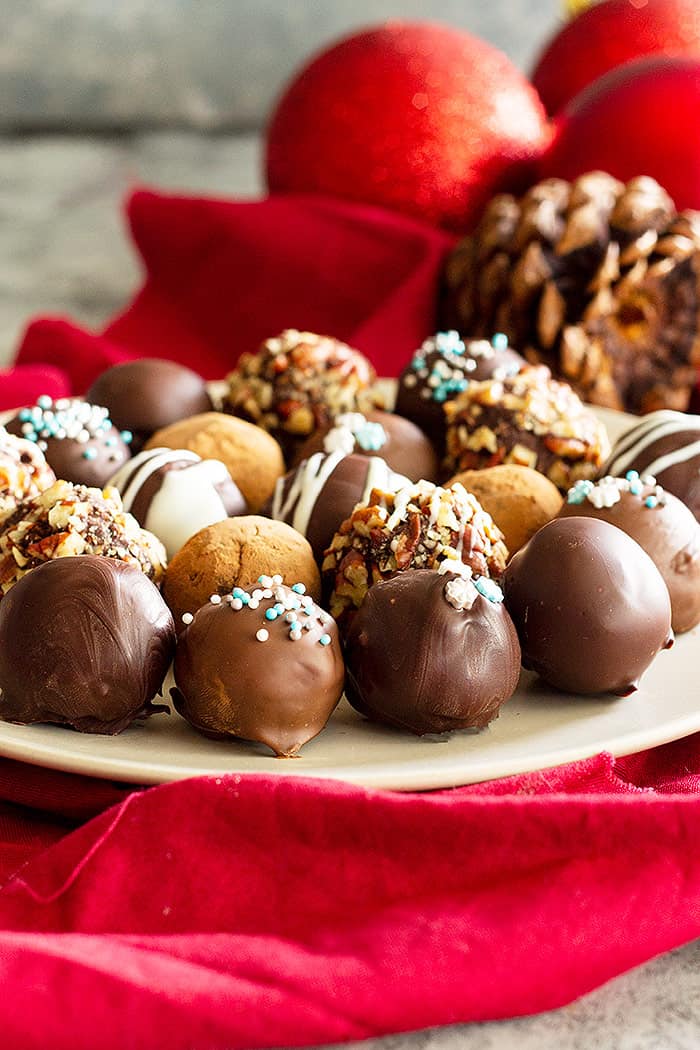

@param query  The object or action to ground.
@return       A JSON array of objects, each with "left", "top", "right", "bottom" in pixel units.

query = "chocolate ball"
[
  {"left": 108, "top": 447, "right": 247, "bottom": 559},
  {"left": 0, "top": 555, "right": 175, "bottom": 733},
  {"left": 560, "top": 474, "right": 700, "bottom": 634},
  {"left": 172, "top": 580, "right": 345, "bottom": 757},
  {"left": 292, "top": 409, "right": 439, "bottom": 482},
  {"left": 345, "top": 569, "right": 521, "bottom": 734},
  {"left": 603, "top": 410, "right": 700, "bottom": 520},
  {"left": 264, "top": 452, "right": 409, "bottom": 562},
  {"left": 395, "top": 331, "right": 525, "bottom": 452},
  {"left": 6, "top": 397, "right": 132, "bottom": 488},
  {"left": 86, "top": 358, "right": 213, "bottom": 452},
  {"left": 502, "top": 517, "right": 673, "bottom": 696},
  {"left": 0, "top": 426, "right": 55, "bottom": 521}
]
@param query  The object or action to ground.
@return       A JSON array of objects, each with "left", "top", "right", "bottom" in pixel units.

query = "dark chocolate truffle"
[
  {"left": 395, "top": 331, "right": 525, "bottom": 452},
  {"left": 291, "top": 409, "right": 439, "bottom": 482},
  {"left": 264, "top": 451, "right": 409, "bottom": 562},
  {"left": 560, "top": 473, "right": 700, "bottom": 634},
  {"left": 172, "top": 578, "right": 345, "bottom": 757},
  {"left": 86, "top": 358, "right": 213, "bottom": 452},
  {"left": 6, "top": 396, "right": 132, "bottom": 488},
  {"left": 0, "top": 555, "right": 175, "bottom": 733},
  {"left": 603, "top": 410, "right": 700, "bottom": 520},
  {"left": 108, "top": 447, "right": 247, "bottom": 558},
  {"left": 345, "top": 568, "right": 521, "bottom": 735},
  {"left": 502, "top": 517, "right": 673, "bottom": 696}
]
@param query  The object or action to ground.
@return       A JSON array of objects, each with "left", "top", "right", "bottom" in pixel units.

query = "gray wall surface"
[{"left": 0, "top": 0, "right": 559, "bottom": 131}]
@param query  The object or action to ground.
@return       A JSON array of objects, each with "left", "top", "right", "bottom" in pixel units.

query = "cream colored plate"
[{"left": 0, "top": 401, "right": 698, "bottom": 790}]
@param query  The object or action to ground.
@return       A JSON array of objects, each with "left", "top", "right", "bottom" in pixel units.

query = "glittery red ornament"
[
  {"left": 265, "top": 21, "right": 549, "bottom": 232},
  {"left": 533, "top": 0, "right": 700, "bottom": 115},
  {"left": 541, "top": 57, "right": 700, "bottom": 211}
]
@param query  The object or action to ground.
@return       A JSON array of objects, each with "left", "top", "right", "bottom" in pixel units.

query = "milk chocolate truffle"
[
  {"left": 6, "top": 396, "right": 132, "bottom": 488},
  {"left": 0, "top": 426, "right": 55, "bottom": 521},
  {"left": 223, "top": 329, "right": 379, "bottom": 461},
  {"left": 172, "top": 578, "right": 344, "bottom": 757},
  {"left": 145, "top": 412, "right": 284, "bottom": 511},
  {"left": 292, "top": 409, "right": 439, "bottom": 482},
  {"left": 443, "top": 365, "right": 610, "bottom": 491},
  {"left": 395, "top": 331, "right": 525, "bottom": 452},
  {"left": 446, "top": 465, "right": 563, "bottom": 557},
  {"left": 86, "top": 358, "right": 213, "bottom": 452},
  {"left": 502, "top": 517, "right": 673, "bottom": 696},
  {"left": 0, "top": 480, "right": 167, "bottom": 597},
  {"left": 108, "top": 448, "right": 247, "bottom": 559},
  {"left": 345, "top": 568, "right": 520, "bottom": 735},
  {"left": 603, "top": 410, "right": 700, "bottom": 520},
  {"left": 323, "top": 481, "right": 508, "bottom": 629},
  {"left": 264, "top": 452, "right": 409, "bottom": 562},
  {"left": 561, "top": 474, "right": 700, "bottom": 634},
  {"left": 163, "top": 516, "right": 320, "bottom": 629},
  {"left": 0, "top": 556, "right": 175, "bottom": 733}
]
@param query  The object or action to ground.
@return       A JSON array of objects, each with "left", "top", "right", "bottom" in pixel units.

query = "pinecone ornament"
[{"left": 442, "top": 171, "right": 700, "bottom": 414}]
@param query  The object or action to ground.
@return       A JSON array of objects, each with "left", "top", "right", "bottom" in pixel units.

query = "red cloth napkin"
[{"left": 1, "top": 188, "right": 700, "bottom": 1047}]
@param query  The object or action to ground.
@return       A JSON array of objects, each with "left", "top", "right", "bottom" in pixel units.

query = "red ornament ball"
[
  {"left": 533, "top": 0, "right": 700, "bottom": 115},
  {"left": 540, "top": 56, "right": 700, "bottom": 211},
  {"left": 265, "top": 21, "right": 549, "bottom": 232}
]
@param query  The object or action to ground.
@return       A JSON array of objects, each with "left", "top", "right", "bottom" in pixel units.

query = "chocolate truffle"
[
  {"left": 163, "top": 516, "right": 321, "bottom": 630},
  {"left": 0, "top": 426, "right": 55, "bottom": 521},
  {"left": 108, "top": 448, "right": 247, "bottom": 559},
  {"left": 345, "top": 568, "right": 521, "bottom": 735},
  {"left": 145, "top": 412, "right": 284, "bottom": 512},
  {"left": 0, "top": 555, "right": 175, "bottom": 733},
  {"left": 292, "top": 409, "right": 439, "bottom": 482},
  {"left": 86, "top": 358, "right": 213, "bottom": 452},
  {"left": 5, "top": 396, "right": 132, "bottom": 488},
  {"left": 603, "top": 410, "right": 700, "bottom": 520},
  {"left": 172, "top": 578, "right": 344, "bottom": 757},
  {"left": 395, "top": 331, "right": 525, "bottom": 452},
  {"left": 502, "top": 517, "right": 673, "bottom": 696},
  {"left": 443, "top": 365, "right": 610, "bottom": 491},
  {"left": 0, "top": 480, "right": 167, "bottom": 597},
  {"left": 323, "top": 480, "right": 508, "bottom": 629},
  {"left": 446, "top": 465, "right": 563, "bottom": 557},
  {"left": 560, "top": 473, "right": 700, "bottom": 634},
  {"left": 223, "top": 329, "right": 380, "bottom": 461},
  {"left": 264, "top": 452, "right": 409, "bottom": 562}
]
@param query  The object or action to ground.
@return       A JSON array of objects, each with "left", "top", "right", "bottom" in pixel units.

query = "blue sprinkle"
[
  {"left": 37, "top": 395, "right": 52, "bottom": 409},
  {"left": 18, "top": 408, "right": 32, "bottom": 422},
  {"left": 232, "top": 587, "right": 245, "bottom": 598},
  {"left": 265, "top": 608, "right": 278, "bottom": 621},
  {"left": 625, "top": 469, "right": 640, "bottom": 482},
  {"left": 82, "top": 447, "right": 98, "bottom": 460},
  {"left": 410, "top": 354, "right": 426, "bottom": 371},
  {"left": 273, "top": 602, "right": 285, "bottom": 615},
  {"left": 491, "top": 332, "right": 509, "bottom": 351},
  {"left": 291, "top": 583, "right": 306, "bottom": 594},
  {"left": 566, "top": 480, "right": 593, "bottom": 505},
  {"left": 473, "top": 576, "right": 504, "bottom": 604},
  {"left": 645, "top": 495, "right": 658, "bottom": 509},
  {"left": 120, "top": 430, "right": 133, "bottom": 444},
  {"left": 319, "top": 634, "right": 332, "bottom": 646}
]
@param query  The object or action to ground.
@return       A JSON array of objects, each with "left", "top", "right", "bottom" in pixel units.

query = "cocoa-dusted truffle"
[
  {"left": 108, "top": 448, "right": 247, "bottom": 559},
  {"left": 264, "top": 452, "right": 409, "bottom": 562},
  {"left": 5, "top": 396, "right": 132, "bottom": 488},
  {"left": 323, "top": 480, "right": 508, "bottom": 629},
  {"left": 172, "top": 578, "right": 344, "bottom": 757},
  {"left": 0, "top": 426, "right": 55, "bottom": 521},
  {"left": 345, "top": 567, "right": 520, "bottom": 735},
  {"left": 603, "top": 410, "right": 700, "bottom": 520},
  {"left": 396, "top": 330, "right": 525, "bottom": 451},
  {"left": 163, "top": 516, "right": 320, "bottom": 630},
  {"left": 560, "top": 473, "right": 700, "bottom": 634},
  {"left": 292, "top": 409, "right": 439, "bottom": 483},
  {"left": 145, "top": 412, "right": 284, "bottom": 512},
  {"left": 443, "top": 365, "right": 610, "bottom": 491},
  {"left": 0, "top": 480, "right": 167, "bottom": 597},
  {"left": 502, "top": 517, "right": 673, "bottom": 696},
  {"left": 86, "top": 358, "right": 213, "bottom": 452},
  {"left": 223, "top": 329, "right": 379, "bottom": 461},
  {"left": 0, "top": 555, "right": 175, "bottom": 733}
]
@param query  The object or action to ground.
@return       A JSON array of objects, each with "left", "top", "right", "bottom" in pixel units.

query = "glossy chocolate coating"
[
  {"left": 502, "top": 517, "right": 673, "bottom": 696},
  {"left": 86, "top": 358, "right": 213, "bottom": 451},
  {"left": 0, "top": 555, "right": 175, "bottom": 733},
  {"left": 172, "top": 583, "right": 345, "bottom": 756},
  {"left": 345, "top": 569, "right": 521, "bottom": 734},
  {"left": 292, "top": 409, "right": 439, "bottom": 482},
  {"left": 559, "top": 478, "right": 700, "bottom": 634}
]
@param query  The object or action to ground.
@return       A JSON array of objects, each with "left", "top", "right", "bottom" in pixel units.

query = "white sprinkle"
[
  {"left": 182, "top": 612, "right": 194, "bottom": 625},
  {"left": 248, "top": 599, "right": 260, "bottom": 610},
  {"left": 209, "top": 594, "right": 222, "bottom": 605},
  {"left": 272, "top": 574, "right": 283, "bottom": 585},
  {"left": 252, "top": 589, "right": 264, "bottom": 601},
  {"left": 256, "top": 628, "right": 269, "bottom": 642},
  {"left": 231, "top": 598, "right": 243, "bottom": 610}
]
